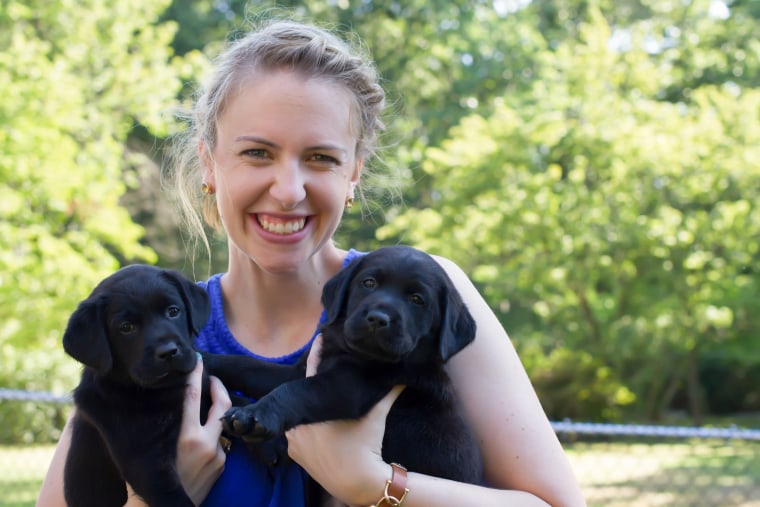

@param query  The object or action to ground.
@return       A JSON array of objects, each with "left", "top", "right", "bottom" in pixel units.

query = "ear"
[
  {"left": 199, "top": 139, "right": 215, "bottom": 184},
  {"left": 344, "top": 159, "right": 362, "bottom": 204},
  {"left": 350, "top": 159, "right": 363, "bottom": 185},
  {"left": 321, "top": 257, "right": 364, "bottom": 326},
  {"left": 63, "top": 297, "right": 113, "bottom": 373},
  {"left": 438, "top": 279, "right": 477, "bottom": 362},
  {"left": 162, "top": 270, "right": 211, "bottom": 335}
]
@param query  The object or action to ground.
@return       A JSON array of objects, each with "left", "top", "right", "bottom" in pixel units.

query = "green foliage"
[
  {"left": 528, "top": 348, "right": 635, "bottom": 422},
  {"left": 3, "top": 0, "right": 759, "bottom": 432},
  {"left": 698, "top": 354, "right": 760, "bottom": 414},
  {"left": 380, "top": 6, "right": 760, "bottom": 421},
  {"left": 0, "top": 0, "right": 182, "bottom": 441}
]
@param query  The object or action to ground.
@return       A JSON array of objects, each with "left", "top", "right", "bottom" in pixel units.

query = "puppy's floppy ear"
[
  {"left": 438, "top": 277, "right": 477, "bottom": 362},
  {"left": 63, "top": 297, "right": 113, "bottom": 373},
  {"left": 321, "top": 257, "right": 364, "bottom": 326},
  {"left": 162, "top": 270, "right": 211, "bottom": 336}
]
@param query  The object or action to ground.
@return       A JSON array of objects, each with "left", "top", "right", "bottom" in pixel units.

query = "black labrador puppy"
[
  {"left": 223, "top": 245, "right": 484, "bottom": 495},
  {"left": 62, "top": 265, "right": 301, "bottom": 507}
]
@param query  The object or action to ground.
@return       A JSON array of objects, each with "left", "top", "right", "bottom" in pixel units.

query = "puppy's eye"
[
  {"left": 118, "top": 322, "right": 136, "bottom": 334},
  {"left": 410, "top": 294, "right": 425, "bottom": 306},
  {"left": 166, "top": 306, "right": 181, "bottom": 319},
  {"left": 361, "top": 277, "right": 377, "bottom": 289}
]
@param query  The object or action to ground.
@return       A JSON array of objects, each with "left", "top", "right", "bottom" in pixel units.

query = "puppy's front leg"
[
  {"left": 65, "top": 419, "right": 126, "bottom": 507},
  {"left": 116, "top": 449, "right": 195, "bottom": 507},
  {"left": 102, "top": 422, "right": 194, "bottom": 507},
  {"left": 223, "top": 366, "right": 389, "bottom": 441},
  {"left": 201, "top": 352, "right": 306, "bottom": 399}
]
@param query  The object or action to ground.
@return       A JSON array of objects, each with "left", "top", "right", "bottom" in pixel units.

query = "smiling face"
[{"left": 201, "top": 70, "right": 362, "bottom": 274}]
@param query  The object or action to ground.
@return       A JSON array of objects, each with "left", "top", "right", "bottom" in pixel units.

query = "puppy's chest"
[{"left": 76, "top": 375, "right": 186, "bottom": 427}]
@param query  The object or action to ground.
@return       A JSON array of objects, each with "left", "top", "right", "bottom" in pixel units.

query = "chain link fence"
[{"left": 1, "top": 390, "right": 759, "bottom": 506}]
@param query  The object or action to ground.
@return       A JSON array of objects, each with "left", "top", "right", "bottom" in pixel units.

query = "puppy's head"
[
  {"left": 63, "top": 265, "right": 210, "bottom": 387},
  {"left": 321, "top": 246, "right": 476, "bottom": 364}
]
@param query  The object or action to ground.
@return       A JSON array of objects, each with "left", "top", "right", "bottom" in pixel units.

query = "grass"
[
  {"left": 565, "top": 439, "right": 760, "bottom": 507},
  {"left": 0, "top": 445, "right": 55, "bottom": 507},
  {"left": 1, "top": 440, "right": 759, "bottom": 507}
]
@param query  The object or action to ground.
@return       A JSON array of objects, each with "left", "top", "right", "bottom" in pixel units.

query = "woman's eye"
[
  {"left": 310, "top": 153, "right": 340, "bottom": 165},
  {"left": 167, "top": 306, "right": 181, "bottom": 319},
  {"left": 119, "top": 321, "right": 136, "bottom": 334},
  {"left": 361, "top": 277, "right": 376, "bottom": 289},
  {"left": 410, "top": 294, "right": 425, "bottom": 306},
  {"left": 242, "top": 148, "right": 268, "bottom": 158}
]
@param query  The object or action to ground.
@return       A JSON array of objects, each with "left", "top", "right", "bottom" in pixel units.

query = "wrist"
[{"left": 369, "top": 463, "right": 409, "bottom": 507}]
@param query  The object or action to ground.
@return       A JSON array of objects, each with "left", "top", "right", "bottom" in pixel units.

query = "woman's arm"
[
  {"left": 36, "top": 358, "right": 231, "bottom": 507},
  {"left": 286, "top": 259, "right": 586, "bottom": 507},
  {"left": 437, "top": 255, "right": 586, "bottom": 506},
  {"left": 35, "top": 411, "right": 73, "bottom": 507}
]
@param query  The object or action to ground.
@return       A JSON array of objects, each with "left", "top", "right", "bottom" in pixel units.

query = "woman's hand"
[
  {"left": 285, "top": 336, "right": 404, "bottom": 505},
  {"left": 175, "top": 355, "right": 232, "bottom": 505}
]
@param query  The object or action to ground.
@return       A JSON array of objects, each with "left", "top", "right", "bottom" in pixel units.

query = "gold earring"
[
  {"left": 345, "top": 196, "right": 355, "bottom": 210},
  {"left": 201, "top": 182, "right": 212, "bottom": 195}
]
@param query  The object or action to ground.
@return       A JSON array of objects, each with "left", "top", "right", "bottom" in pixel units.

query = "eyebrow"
[
  {"left": 233, "top": 135, "right": 277, "bottom": 147},
  {"left": 233, "top": 135, "right": 347, "bottom": 156}
]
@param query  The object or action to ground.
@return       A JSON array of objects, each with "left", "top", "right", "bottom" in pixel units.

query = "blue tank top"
[{"left": 194, "top": 249, "right": 363, "bottom": 507}]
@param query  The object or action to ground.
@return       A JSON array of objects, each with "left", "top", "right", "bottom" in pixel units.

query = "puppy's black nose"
[
  {"left": 155, "top": 342, "right": 179, "bottom": 361},
  {"left": 366, "top": 310, "right": 390, "bottom": 331}
]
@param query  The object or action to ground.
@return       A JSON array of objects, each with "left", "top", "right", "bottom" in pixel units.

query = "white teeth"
[{"left": 258, "top": 217, "right": 306, "bottom": 234}]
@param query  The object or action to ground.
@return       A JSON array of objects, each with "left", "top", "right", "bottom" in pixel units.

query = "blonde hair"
[{"left": 164, "top": 19, "right": 386, "bottom": 258}]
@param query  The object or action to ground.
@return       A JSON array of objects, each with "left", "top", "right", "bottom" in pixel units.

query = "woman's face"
[{"left": 203, "top": 70, "right": 361, "bottom": 274}]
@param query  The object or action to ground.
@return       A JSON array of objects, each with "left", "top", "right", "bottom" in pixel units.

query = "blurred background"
[{"left": 1, "top": 0, "right": 758, "bottom": 505}]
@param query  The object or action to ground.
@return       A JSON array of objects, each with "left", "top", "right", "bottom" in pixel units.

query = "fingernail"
[{"left": 196, "top": 352, "right": 202, "bottom": 362}]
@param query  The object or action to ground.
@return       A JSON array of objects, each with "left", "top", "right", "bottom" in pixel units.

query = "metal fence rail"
[
  {"left": 1, "top": 390, "right": 758, "bottom": 507},
  {"left": 0, "top": 388, "right": 71, "bottom": 404},
  {"left": 553, "top": 419, "right": 760, "bottom": 441}
]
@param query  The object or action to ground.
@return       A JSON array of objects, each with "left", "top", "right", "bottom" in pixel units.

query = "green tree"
[
  {"left": 0, "top": 0, "right": 182, "bottom": 441},
  {"left": 2, "top": 0, "right": 754, "bottom": 437},
  {"left": 379, "top": 10, "right": 760, "bottom": 422}
]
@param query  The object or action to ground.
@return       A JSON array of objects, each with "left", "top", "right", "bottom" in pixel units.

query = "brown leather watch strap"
[
  {"left": 372, "top": 463, "right": 409, "bottom": 507},
  {"left": 387, "top": 463, "right": 408, "bottom": 501}
]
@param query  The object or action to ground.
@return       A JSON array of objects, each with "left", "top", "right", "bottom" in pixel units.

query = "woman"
[{"left": 37, "top": 19, "right": 586, "bottom": 507}]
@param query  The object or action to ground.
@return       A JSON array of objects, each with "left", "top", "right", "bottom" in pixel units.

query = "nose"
[
  {"left": 155, "top": 342, "right": 179, "bottom": 362},
  {"left": 366, "top": 310, "right": 390, "bottom": 332},
  {"left": 270, "top": 162, "right": 306, "bottom": 209}
]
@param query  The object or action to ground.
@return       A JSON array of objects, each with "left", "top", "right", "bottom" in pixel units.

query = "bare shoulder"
[
  {"left": 428, "top": 254, "right": 528, "bottom": 387},
  {"left": 429, "top": 254, "right": 515, "bottom": 352},
  {"left": 428, "top": 254, "right": 537, "bottom": 405},
  {"left": 430, "top": 254, "right": 587, "bottom": 506}
]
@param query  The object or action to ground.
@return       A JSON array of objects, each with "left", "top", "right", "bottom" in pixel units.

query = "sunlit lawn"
[
  {"left": 565, "top": 439, "right": 760, "bottom": 507},
  {"left": 2, "top": 440, "right": 759, "bottom": 507},
  {"left": 0, "top": 445, "right": 55, "bottom": 507}
]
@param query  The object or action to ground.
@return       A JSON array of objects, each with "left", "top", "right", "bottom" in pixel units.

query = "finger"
[
  {"left": 182, "top": 353, "right": 205, "bottom": 426},
  {"left": 368, "top": 384, "right": 405, "bottom": 419},
  {"left": 305, "top": 334, "right": 323, "bottom": 377},
  {"left": 206, "top": 375, "right": 231, "bottom": 428}
]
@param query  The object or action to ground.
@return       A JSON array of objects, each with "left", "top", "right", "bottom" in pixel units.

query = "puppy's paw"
[{"left": 222, "top": 405, "right": 282, "bottom": 442}]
